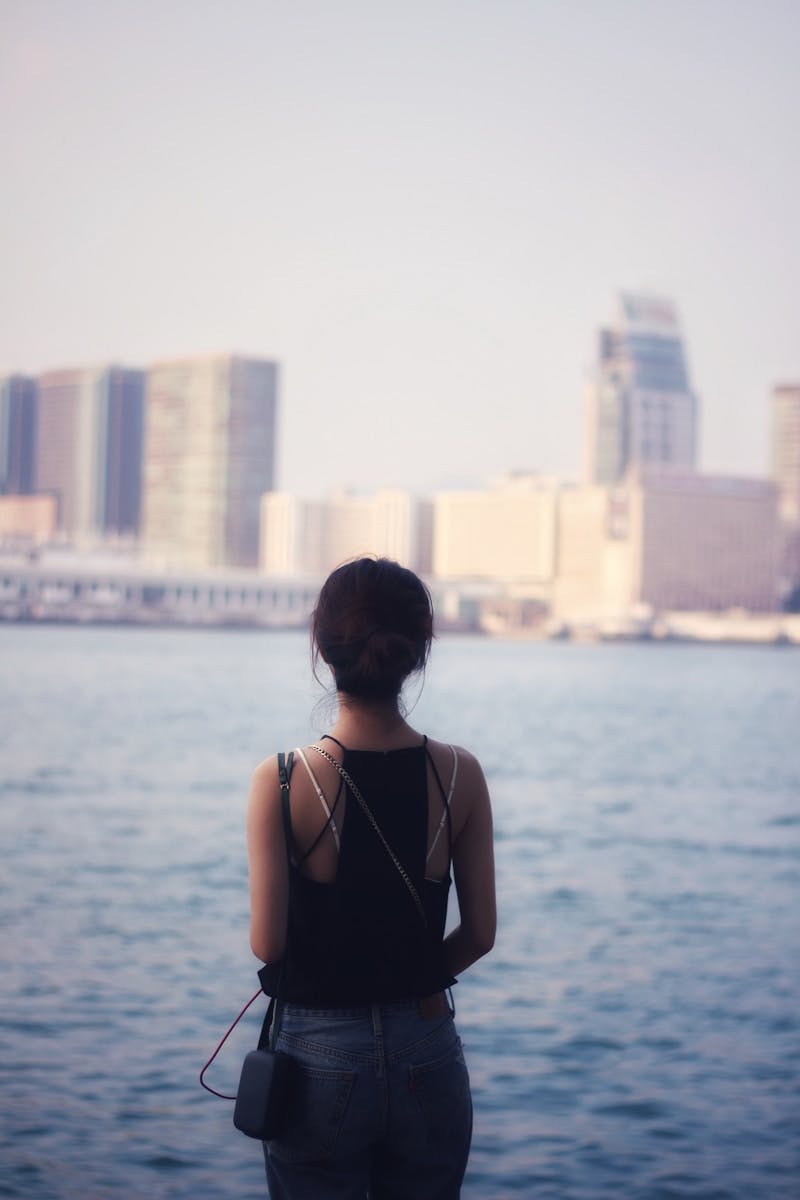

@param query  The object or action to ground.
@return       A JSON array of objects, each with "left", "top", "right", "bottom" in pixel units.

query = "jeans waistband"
[{"left": 281, "top": 991, "right": 453, "bottom": 1021}]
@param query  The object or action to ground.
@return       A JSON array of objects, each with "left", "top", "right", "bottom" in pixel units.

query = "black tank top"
[{"left": 260, "top": 741, "right": 455, "bottom": 1005}]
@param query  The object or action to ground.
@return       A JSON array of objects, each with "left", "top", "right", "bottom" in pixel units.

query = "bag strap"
[
  {"left": 278, "top": 750, "right": 295, "bottom": 861},
  {"left": 200, "top": 750, "right": 294, "bottom": 1097},
  {"left": 258, "top": 750, "right": 294, "bottom": 1052},
  {"left": 308, "top": 743, "right": 428, "bottom": 929}
]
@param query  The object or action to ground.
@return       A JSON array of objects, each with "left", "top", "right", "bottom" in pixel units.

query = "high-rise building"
[
  {"left": 584, "top": 293, "right": 698, "bottom": 485},
  {"left": 0, "top": 375, "right": 37, "bottom": 494},
  {"left": 143, "top": 354, "right": 277, "bottom": 568},
  {"left": 35, "top": 368, "right": 86, "bottom": 532},
  {"left": 102, "top": 368, "right": 145, "bottom": 536},
  {"left": 35, "top": 366, "right": 145, "bottom": 538},
  {"left": 771, "top": 384, "right": 800, "bottom": 522}
]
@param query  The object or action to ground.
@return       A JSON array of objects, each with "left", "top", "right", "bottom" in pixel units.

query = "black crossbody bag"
[{"left": 200, "top": 751, "right": 295, "bottom": 1140}]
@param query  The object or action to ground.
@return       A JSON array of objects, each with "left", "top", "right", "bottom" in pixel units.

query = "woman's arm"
[
  {"left": 246, "top": 755, "right": 289, "bottom": 963},
  {"left": 442, "top": 751, "right": 497, "bottom": 978}
]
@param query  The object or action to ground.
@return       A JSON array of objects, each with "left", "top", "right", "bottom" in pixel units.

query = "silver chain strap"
[{"left": 309, "top": 744, "right": 428, "bottom": 929}]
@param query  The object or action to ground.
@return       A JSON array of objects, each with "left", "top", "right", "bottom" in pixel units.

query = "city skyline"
[
  {"left": 2, "top": 342, "right": 796, "bottom": 615},
  {"left": 1, "top": 1, "right": 797, "bottom": 497},
  {"left": 1, "top": 313, "right": 791, "bottom": 510}
]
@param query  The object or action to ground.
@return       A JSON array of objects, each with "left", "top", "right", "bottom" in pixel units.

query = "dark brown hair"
[{"left": 311, "top": 557, "right": 434, "bottom": 701}]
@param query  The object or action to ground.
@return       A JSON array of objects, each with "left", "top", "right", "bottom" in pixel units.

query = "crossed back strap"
[{"left": 308, "top": 743, "right": 428, "bottom": 929}]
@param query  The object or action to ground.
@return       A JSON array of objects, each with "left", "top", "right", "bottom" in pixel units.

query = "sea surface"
[{"left": 1, "top": 625, "right": 799, "bottom": 1199}]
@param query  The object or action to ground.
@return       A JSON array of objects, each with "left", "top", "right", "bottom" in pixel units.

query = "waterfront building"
[
  {"left": 778, "top": 522, "right": 800, "bottom": 605},
  {"left": 432, "top": 474, "right": 559, "bottom": 583},
  {"left": 584, "top": 293, "right": 698, "bottom": 485},
  {"left": 771, "top": 383, "right": 800, "bottom": 522},
  {"left": 0, "top": 495, "right": 57, "bottom": 545},
  {"left": 325, "top": 489, "right": 429, "bottom": 572},
  {"left": 553, "top": 469, "right": 778, "bottom": 617},
  {"left": 0, "top": 375, "right": 37, "bottom": 495},
  {"left": 260, "top": 493, "right": 327, "bottom": 575},
  {"left": 143, "top": 355, "right": 278, "bottom": 569},
  {"left": 770, "top": 384, "right": 800, "bottom": 602},
  {"left": 259, "top": 489, "right": 430, "bottom": 576},
  {"left": 35, "top": 366, "right": 145, "bottom": 539}
]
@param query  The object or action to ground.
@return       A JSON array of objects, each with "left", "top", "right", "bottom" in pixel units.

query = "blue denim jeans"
[{"left": 263, "top": 999, "right": 472, "bottom": 1199}]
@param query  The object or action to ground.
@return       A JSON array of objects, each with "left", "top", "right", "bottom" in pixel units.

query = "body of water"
[{"left": 1, "top": 626, "right": 799, "bottom": 1198}]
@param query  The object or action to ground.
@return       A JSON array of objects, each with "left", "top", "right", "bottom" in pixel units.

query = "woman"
[{"left": 247, "top": 557, "right": 496, "bottom": 1199}]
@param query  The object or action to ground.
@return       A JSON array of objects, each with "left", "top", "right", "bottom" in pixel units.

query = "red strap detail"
[{"left": 199, "top": 989, "right": 263, "bottom": 1100}]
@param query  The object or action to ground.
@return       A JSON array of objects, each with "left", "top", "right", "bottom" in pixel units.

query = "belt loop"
[{"left": 371, "top": 1004, "right": 386, "bottom": 1077}]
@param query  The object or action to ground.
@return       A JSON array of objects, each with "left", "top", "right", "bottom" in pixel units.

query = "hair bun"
[
  {"left": 361, "top": 629, "right": 419, "bottom": 678},
  {"left": 311, "top": 558, "right": 434, "bottom": 701}
]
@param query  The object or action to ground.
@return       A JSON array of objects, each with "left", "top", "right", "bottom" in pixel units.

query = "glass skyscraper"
[
  {"left": 584, "top": 293, "right": 698, "bottom": 485},
  {"left": 0, "top": 375, "right": 37, "bottom": 495}
]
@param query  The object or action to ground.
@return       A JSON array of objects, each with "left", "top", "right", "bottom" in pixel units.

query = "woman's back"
[
  {"left": 245, "top": 558, "right": 496, "bottom": 1198},
  {"left": 259, "top": 736, "right": 456, "bottom": 1006}
]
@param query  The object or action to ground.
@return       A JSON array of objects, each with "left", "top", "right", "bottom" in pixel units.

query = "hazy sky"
[{"left": 1, "top": 0, "right": 798, "bottom": 495}]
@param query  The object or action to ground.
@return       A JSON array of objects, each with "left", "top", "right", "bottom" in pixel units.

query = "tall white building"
[
  {"left": 260, "top": 489, "right": 430, "bottom": 576},
  {"left": 143, "top": 355, "right": 277, "bottom": 568},
  {"left": 584, "top": 293, "right": 698, "bottom": 485},
  {"left": 432, "top": 474, "right": 559, "bottom": 582}
]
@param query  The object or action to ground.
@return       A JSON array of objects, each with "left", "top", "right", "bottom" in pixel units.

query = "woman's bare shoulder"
[
  {"left": 250, "top": 746, "right": 311, "bottom": 800},
  {"left": 425, "top": 738, "right": 487, "bottom": 782},
  {"left": 248, "top": 754, "right": 282, "bottom": 807},
  {"left": 251, "top": 753, "right": 280, "bottom": 780}
]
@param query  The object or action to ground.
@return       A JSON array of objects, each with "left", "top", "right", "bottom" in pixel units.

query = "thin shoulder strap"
[
  {"left": 320, "top": 734, "right": 347, "bottom": 751},
  {"left": 261, "top": 750, "right": 295, "bottom": 1050},
  {"left": 277, "top": 750, "right": 295, "bottom": 864},
  {"left": 295, "top": 747, "right": 341, "bottom": 851},
  {"left": 426, "top": 745, "right": 458, "bottom": 863}
]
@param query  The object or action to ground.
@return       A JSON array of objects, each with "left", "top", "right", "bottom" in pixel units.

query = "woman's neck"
[{"left": 328, "top": 696, "right": 421, "bottom": 751}]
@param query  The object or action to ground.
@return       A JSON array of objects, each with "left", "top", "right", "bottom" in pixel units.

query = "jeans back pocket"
[
  {"left": 267, "top": 1061, "right": 356, "bottom": 1165},
  {"left": 408, "top": 1038, "right": 472, "bottom": 1157}
]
